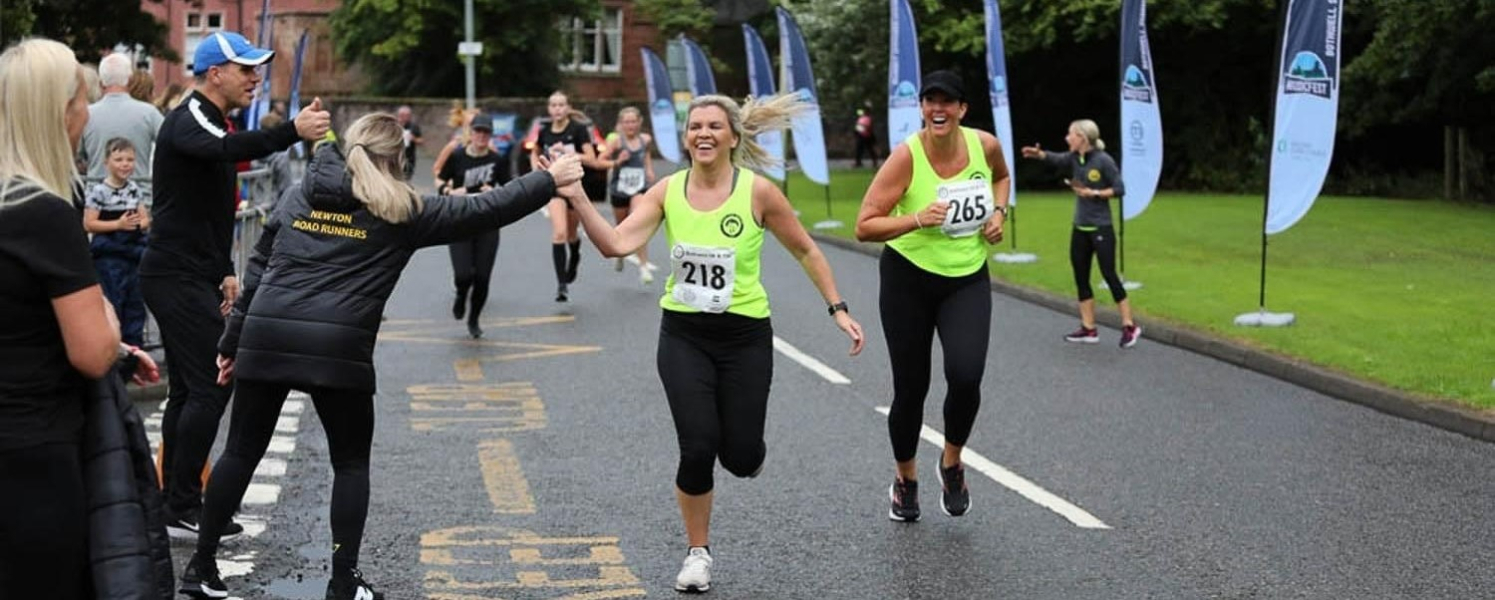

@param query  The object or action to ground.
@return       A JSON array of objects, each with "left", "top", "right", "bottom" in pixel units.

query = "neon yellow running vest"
[
  {"left": 660, "top": 168, "right": 770, "bottom": 318},
  {"left": 885, "top": 127, "right": 992, "bottom": 277}
]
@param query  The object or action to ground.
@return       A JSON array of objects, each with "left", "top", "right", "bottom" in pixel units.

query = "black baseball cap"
[
  {"left": 920, "top": 70, "right": 966, "bottom": 102},
  {"left": 471, "top": 115, "right": 493, "bottom": 132}
]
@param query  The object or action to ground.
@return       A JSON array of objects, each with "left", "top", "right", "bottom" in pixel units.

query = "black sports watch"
[{"left": 827, "top": 300, "right": 849, "bottom": 317}]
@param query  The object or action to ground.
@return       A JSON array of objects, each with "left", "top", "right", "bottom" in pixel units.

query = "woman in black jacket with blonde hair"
[{"left": 177, "top": 112, "right": 583, "bottom": 600}]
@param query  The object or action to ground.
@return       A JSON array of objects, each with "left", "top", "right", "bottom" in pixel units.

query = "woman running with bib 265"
[
  {"left": 565, "top": 93, "right": 864, "bottom": 594},
  {"left": 855, "top": 70, "right": 1011, "bottom": 522},
  {"left": 1020, "top": 119, "right": 1140, "bottom": 348}
]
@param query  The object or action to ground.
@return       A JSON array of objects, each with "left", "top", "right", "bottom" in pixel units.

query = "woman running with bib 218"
[
  {"left": 564, "top": 93, "right": 864, "bottom": 594},
  {"left": 855, "top": 70, "right": 1010, "bottom": 523}
]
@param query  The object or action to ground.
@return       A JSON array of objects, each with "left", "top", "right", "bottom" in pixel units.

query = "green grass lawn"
[{"left": 782, "top": 169, "right": 1495, "bottom": 410}]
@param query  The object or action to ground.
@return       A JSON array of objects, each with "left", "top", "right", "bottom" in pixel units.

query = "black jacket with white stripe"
[
  {"left": 218, "top": 144, "right": 557, "bottom": 393},
  {"left": 142, "top": 90, "right": 300, "bottom": 282}
]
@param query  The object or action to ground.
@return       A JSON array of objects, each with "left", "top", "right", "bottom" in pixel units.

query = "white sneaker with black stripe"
[{"left": 674, "top": 547, "right": 712, "bottom": 593}]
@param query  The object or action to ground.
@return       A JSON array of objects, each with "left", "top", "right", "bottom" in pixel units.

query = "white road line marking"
[
  {"left": 874, "top": 406, "right": 1110, "bottom": 530},
  {"left": 283, "top": 399, "right": 305, "bottom": 414},
  {"left": 274, "top": 416, "right": 300, "bottom": 433},
  {"left": 236, "top": 516, "right": 268, "bottom": 538},
  {"left": 218, "top": 553, "right": 255, "bottom": 577},
  {"left": 254, "top": 458, "right": 287, "bottom": 477},
  {"left": 242, "top": 483, "right": 280, "bottom": 505},
  {"left": 772, "top": 336, "right": 851, "bottom": 384},
  {"left": 266, "top": 435, "right": 297, "bottom": 454}
]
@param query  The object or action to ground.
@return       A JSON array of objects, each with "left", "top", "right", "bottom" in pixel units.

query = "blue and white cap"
[{"left": 193, "top": 32, "right": 274, "bottom": 75}]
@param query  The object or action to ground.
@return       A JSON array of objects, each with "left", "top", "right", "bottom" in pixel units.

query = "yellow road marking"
[
  {"left": 422, "top": 527, "right": 646, "bottom": 598},
  {"left": 454, "top": 359, "right": 484, "bottom": 381},
  {"left": 409, "top": 383, "right": 547, "bottom": 433},
  {"left": 478, "top": 439, "right": 535, "bottom": 514}
]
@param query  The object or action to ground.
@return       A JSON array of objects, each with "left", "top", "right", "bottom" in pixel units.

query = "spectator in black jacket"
[
  {"left": 176, "top": 113, "right": 583, "bottom": 600},
  {"left": 141, "top": 31, "right": 332, "bottom": 541}
]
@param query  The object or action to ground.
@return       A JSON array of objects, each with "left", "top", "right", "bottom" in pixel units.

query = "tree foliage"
[
  {"left": 637, "top": 0, "right": 715, "bottom": 41},
  {"left": 1341, "top": 0, "right": 1495, "bottom": 133},
  {"left": 330, "top": 0, "right": 599, "bottom": 97},
  {"left": 2, "top": 0, "right": 175, "bottom": 63}
]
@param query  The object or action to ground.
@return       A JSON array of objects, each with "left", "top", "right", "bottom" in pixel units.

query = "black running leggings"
[
  {"left": 657, "top": 311, "right": 773, "bottom": 496},
  {"left": 197, "top": 379, "right": 374, "bottom": 578},
  {"left": 449, "top": 229, "right": 500, "bottom": 320},
  {"left": 880, "top": 248, "right": 991, "bottom": 463},
  {"left": 0, "top": 443, "right": 86, "bottom": 599},
  {"left": 1070, "top": 225, "right": 1127, "bottom": 302}
]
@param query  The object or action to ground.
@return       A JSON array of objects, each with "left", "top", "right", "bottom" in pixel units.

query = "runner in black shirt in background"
[
  {"left": 437, "top": 114, "right": 508, "bottom": 338},
  {"left": 397, "top": 105, "right": 423, "bottom": 180},
  {"left": 532, "top": 91, "right": 621, "bottom": 302}
]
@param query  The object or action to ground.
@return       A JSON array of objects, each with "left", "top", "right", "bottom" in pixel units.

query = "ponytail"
[
  {"left": 1070, "top": 119, "right": 1106, "bottom": 152},
  {"left": 344, "top": 113, "right": 423, "bottom": 224}
]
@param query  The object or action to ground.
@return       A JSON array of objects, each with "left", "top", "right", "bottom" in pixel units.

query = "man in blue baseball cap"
[{"left": 143, "top": 28, "right": 332, "bottom": 571}]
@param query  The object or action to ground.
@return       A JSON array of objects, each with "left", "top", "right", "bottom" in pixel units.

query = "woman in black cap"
[
  {"left": 437, "top": 113, "right": 509, "bottom": 338},
  {"left": 855, "top": 69, "right": 1010, "bottom": 522}
]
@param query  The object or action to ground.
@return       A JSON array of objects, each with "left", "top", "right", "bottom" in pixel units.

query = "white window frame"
[
  {"left": 559, "top": 7, "right": 623, "bottom": 74},
  {"left": 183, "top": 11, "right": 225, "bottom": 76}
]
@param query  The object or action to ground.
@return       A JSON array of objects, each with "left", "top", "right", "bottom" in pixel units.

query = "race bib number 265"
[{"left": 938, "top": 179, "right": 994, "bottom": 238}]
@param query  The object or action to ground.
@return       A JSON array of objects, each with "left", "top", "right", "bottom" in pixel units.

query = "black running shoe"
[
  {"left": 937, "top": 461, "right": 971, "bottom": 517},
  {"left": 327, "top": 568, "right": 384, "bottom": 600},
  {"left": 888, "top": 477, "right": 920, "bottom": 522},
  {"left": 467, "top": 319, "right": 483, "bottom": 339},
  {"left": 555, "top": 284, "right": 569, "bottom": 302},
  {"left": 179, "top": 554, "right": 229, "bottom": 599},
  {"left": 452, "top": 292, "right": 466, "bottom": 320},
  {"left": 165, "top": 512, "right": 244, "bottom": 541}
]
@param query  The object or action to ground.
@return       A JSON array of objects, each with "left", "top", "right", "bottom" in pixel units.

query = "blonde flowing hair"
[
  {"left": 343, "top": 113, "right": 423, "bottom": 224},
  {"left": 0, "top": 38, "right": 83, "bottom": 208},
  {"left": 1070, "top": 119, "right": 1106, "bottom": 152},
  {"left": 688, "top": 93, "right": 809, "bottom": 173}
]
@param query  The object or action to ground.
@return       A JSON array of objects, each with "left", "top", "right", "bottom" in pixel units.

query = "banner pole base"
[
  {"left": 1233, "top": 309, "right": 1295, "bottom": 327},
  {"left": 1095, "top": 278, "right": 1144, "bottom": 290},
  {"left": 992, "top": 252, "right": 1039, "bottom": 264}
]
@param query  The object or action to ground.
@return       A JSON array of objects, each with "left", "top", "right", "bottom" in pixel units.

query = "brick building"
[
  {"left": 138, "top": 0, "right": 670, "bottom": 103},
  {"left": 140, "top": 0, "right": 356, "bottom": 99}
]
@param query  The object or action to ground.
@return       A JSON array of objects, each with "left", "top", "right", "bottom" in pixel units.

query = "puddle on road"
[
  {"left": 297, "top": 542, "right": 332, "bottom": 561},
  {"left": 262, "top": 574, "right": 327, "bottom": 600}
]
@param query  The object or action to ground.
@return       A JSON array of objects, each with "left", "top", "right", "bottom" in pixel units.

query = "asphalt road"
[{"left": 163, "top": 160, "right": 1495, "bottom": 600}]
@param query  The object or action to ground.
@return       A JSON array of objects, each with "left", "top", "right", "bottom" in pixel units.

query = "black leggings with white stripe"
[{"left": 879, "top": 248, "right": 991, "bottom": 463}]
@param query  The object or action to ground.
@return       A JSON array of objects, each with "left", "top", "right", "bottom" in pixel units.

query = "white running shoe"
[
  {"left": 674, "top": 547, "right": 712, "bottom": 593},
  {"left": 640, "top": 264, "right": 655, "bottom": 285}
]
